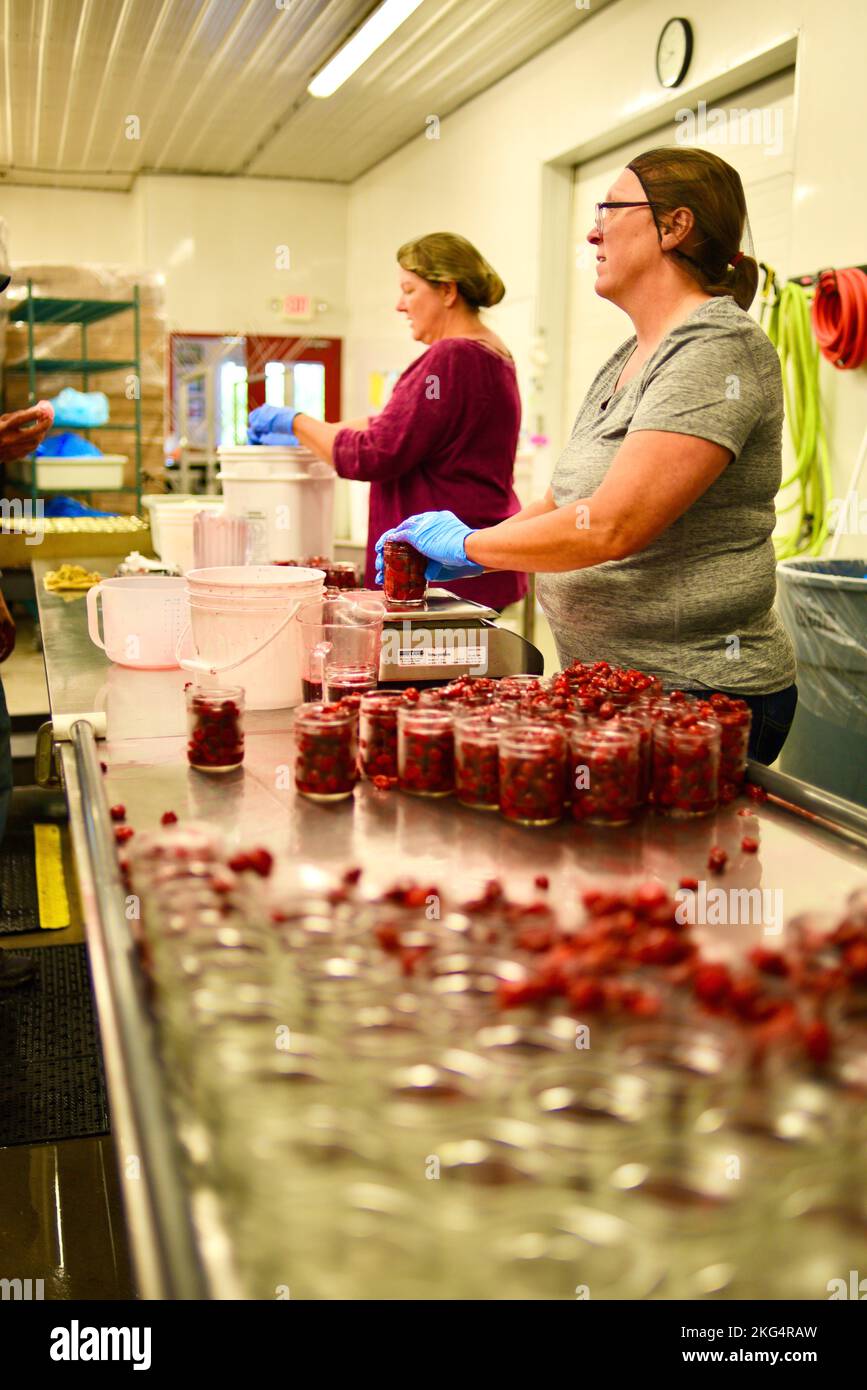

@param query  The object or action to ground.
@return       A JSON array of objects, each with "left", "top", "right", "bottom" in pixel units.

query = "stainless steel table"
[{"left": 33, "top": 558, "right": 867, "bottom": 1299}]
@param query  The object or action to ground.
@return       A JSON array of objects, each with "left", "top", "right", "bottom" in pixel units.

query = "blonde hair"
[
  {"left": 627, "top": 147, "right": 759, "bottom": 311},
  {"left": 397, "top": 232, "right": 505, "bottom": 310}
]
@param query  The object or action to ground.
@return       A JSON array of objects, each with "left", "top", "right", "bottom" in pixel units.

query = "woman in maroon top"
[{"left": 278, "top": 233, "right": 527, "bottom": 611}]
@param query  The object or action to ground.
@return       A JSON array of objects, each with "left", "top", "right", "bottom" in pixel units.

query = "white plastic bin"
[
  {"left": 217, "top": 470, "right": 335, "bottom": 564},
  {"left": 178, "top": 565, "right": 325, "bottom": 709},
  {"left": 33, "top": 455, "right": 127, "bottom": 490}
]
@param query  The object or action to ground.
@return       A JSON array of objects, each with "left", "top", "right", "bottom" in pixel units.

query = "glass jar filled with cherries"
[
  {"left": 359, "top": 691, "right": 404, "bottom": 782},
  {"left": 498, "top": 723, "right": 566, "bottom": 826},
  {"left": 454, "top": 708, "right": 515, "bottom": 811},
  {"left": 398, "top": 706, "right": 455, "bottom": 797},
  {"left": 652, "top": 714, "right": 721, "bottom": 817},
  {"left": 383, "top": 540, "right": 427, "bottom": 608},
  {"left": 570, "top": 721, "right": 642, "bottom": 826},
  {"left": 695, "top": 694, "right": 751, "bottom": 801},
  {"left": 294, "top": 704, "right": 358, "bottom": 802},
  {"left": 610, "top": 707, "right": 654, "bottom": 806},
  {"left": 186, "top": 686, "right": 245, "bottom": 773}
]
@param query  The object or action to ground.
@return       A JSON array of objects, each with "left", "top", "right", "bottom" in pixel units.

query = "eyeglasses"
[{"left": 594, "top": 201, "right": 654, "bottom": 236}]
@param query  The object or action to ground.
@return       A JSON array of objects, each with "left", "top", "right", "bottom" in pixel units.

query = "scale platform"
[{"left": 378, "top": 587, "right": 543, "bottom": 684}]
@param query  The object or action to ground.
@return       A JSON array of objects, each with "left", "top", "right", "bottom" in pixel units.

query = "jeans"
[
  {"left": 0, "top": 675, "right": 11, "bottom": 843},
  {"left": 673, "top": 683, "right": 798, "bottom": 766}
]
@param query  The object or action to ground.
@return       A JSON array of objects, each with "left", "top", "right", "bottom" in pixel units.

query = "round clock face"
[{"left": 656, "top": 18, "right": 693, "bottom": 89}]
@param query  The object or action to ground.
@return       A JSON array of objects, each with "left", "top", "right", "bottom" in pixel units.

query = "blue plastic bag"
[
  {"left": 36, "top": 431, "right": 103, "bottom": 458},
  {"left": 49, "top": 387, "right": 110, "bottom": 428}
]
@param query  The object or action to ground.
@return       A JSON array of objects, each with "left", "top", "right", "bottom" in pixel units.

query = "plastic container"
[
  {"left": 217, "top": 444, "right": 318, "bottom": 478},
  {"left": 383, "top": 540, "right": 427, "bottom": 608},
  {"left": 31, "top": 454, "right": 126, "bottom": 491},
  {"left": 193, "top": 509, "right": 251, "bottom": 569},
  {"left": 295, "top": 595, "right": 384, "bottom": 707},
  {"left": 398, "top": 706, "right": 455, "bottom": 797},
  {"left": 186, "top": 686, "right": 245, "bottom": 772},
  {"left": 570, "top": 721, "right": 642, "bottom": 826},
  {"left": 498, "top": 723, "right": 566, "bottom": 826},
  {"left": 178, "top": 565, "right": 324, "bottom": 710},
  {"left": 777, "top": 558, "right": 867, "bottom": 804},
  {"left": 294, "top": 704, "right": 358, "bottom": 802},
  {"left": 86, "top": 575, "right": 188, "bottom": 670},
  {"left": 141, "top": 493, "right": 194, "bottom": 554},
  {"left": 159, "top": 501, "right": 226, "bottom": 574},
  {"left": 217, "top": 470, "right": 335, "bottom": 565}
]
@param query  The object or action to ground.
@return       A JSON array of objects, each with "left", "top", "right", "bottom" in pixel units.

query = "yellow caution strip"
[{"left": 34, "top": 824, "right": 70, "bottom": 930}]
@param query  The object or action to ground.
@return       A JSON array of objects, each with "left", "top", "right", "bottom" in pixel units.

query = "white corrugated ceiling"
[{"left": 0, "top": 0, "right": 612, "bottom": 188}]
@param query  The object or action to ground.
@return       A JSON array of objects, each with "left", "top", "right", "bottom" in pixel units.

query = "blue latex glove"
[
  {"left": 247, "top": 403, "right": 300, "bottom": 443},
  {"left": 375, "top": 511, "right": 483, "bottom": 585}
]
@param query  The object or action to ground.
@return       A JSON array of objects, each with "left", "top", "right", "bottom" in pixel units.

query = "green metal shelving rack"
[{"left": 2, "top": 279, "right": 143, "bottom": 509}]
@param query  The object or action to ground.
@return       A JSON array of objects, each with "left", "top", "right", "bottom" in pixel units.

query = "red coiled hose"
[{"left": 811, "top": 267, "right": 867, "bottom": 369}]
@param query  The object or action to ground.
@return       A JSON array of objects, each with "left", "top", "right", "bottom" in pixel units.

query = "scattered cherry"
[
  {"left": 707, "top": 847, "right": 728, "bottom": 873},
  {"left": 741, "top": 835, "right": 759, "bottom": 853},
  {"left": 746, "top": 784, "right": 768, "bottom": 803},
  {"left": 114, "top": 825, "right": 134, "bottom": 843},
  {"left": 534, "top": 874, "right": 549, "bottom": 890},
  {"left": 161, "top": 811, "right": 178, "bottom": 826},
  {"left": 110, "top": 804, "right": 126, "bottom": 821}
]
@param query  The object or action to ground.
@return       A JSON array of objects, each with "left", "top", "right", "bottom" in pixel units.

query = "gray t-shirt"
[{"left": 536, "top": 296, "right": 796, "bottom": 694}]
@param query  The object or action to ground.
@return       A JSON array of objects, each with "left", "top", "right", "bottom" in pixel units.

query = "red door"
[{"left": 245, "top": 335, "right": 342, "bottom": 421}]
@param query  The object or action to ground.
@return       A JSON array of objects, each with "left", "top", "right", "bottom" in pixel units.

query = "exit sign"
[{"left": 282, "top": 294, "right": 314, "bottom": 321}]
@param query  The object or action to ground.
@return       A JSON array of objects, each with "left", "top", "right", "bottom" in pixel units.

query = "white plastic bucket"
[
  {"left": 159, "top": 500, "right": 225, "bottom": 573},
  {"left": 178, "top": 565, "right": 325, "bottom": 709},
  {"left": 141, "top": 493, "right": 194, "bottom": 554},
  {"left": 86, "top": 576, "right": 189, "bottom": 670},
  {"left": 217, "top": 470, "right": 335, "bottom": 564},
  {"left": 218, "top": 444, "right": 316, "bottom": 478}
]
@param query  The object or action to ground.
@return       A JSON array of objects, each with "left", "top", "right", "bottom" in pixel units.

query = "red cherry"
[
  {"left": 100, "top": 761, "right": 108, "bottom": 774},
  {"left": 161, "top": 811, "right": 178, "bottom": 826},
  {"left": 534, "top": 874, "right": 549, "bottom": 890},
  {"left": 343, "top": 866, "right": 363, "bottom": 885},
  {"left": 567, "top": 978, "right": 606, "bottom": 1012},
  {"left": 803, "top": 1020, "right": 832, "bottom": 1064},
  {"left": 247, "top": 848, "right": 274, "bottom": 878},
  {"left": 707, "top": 847, "right": 728, "bottom": 874},
  {"left": 746, "top": 784, "right": 768, "bottom": 803},
  {"left": 679, "top": 876, "right": 700, "bottom": 891},
  {"left": 693, "top": 963, "right": 732, "bottom": 1004},
  {"left": 741, "top": 836, "right": 759, "bottom": 853},
  {"left": 110, "top": 804, "right": 126, "bottom": 821},
  {"left": 748, "top": 947, "right": 788, "bottom": 977},
  {"left": 114, "top": 825, "right": 134, "bottom": 843}
]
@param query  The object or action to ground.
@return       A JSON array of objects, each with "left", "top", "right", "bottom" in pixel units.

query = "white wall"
[
  {"left": 344, "top": 0, "right": 867, "bottom": 552},
  {"left": 2, "top": 175, "right": 349, "bottom": 339}
]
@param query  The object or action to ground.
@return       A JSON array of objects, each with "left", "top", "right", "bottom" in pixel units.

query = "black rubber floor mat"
[
  {"left": 0, "top": 945, "right": 110, "bottom": 1147},
  {"left": 0, "top": 830, "right": 40, "bottom": 935}
]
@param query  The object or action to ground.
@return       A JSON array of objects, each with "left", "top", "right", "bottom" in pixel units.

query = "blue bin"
[{"left": 776, "top": 558, "right": 867, "bottom": 805}]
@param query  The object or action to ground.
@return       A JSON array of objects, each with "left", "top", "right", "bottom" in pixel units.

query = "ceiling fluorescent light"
[{"left": 307, "top": 0, "right": 425, "bottom": 98}]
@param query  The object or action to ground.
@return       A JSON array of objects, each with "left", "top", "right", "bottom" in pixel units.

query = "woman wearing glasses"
[
  {"left": 249, "top": 232, "right": 527, "bottom": 614},
  {"left": 377, "top": 147, "right": 797, "bottom": 763}
]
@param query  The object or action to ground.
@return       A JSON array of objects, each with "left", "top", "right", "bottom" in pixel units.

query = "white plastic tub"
[
  {"left": 218, "top": 444, "right": 316, "bottom": 478},
  {"left": 33, "top": 455, "right": 127, "bottom": 490},
  {"left": 150, "top": 498, "right": 225, "bottom": 569},
  {"left": 217, "top": 470, "right": 334, "bottom": 564},
  {"left": 179, "top": 565, "right": 325, "bottom": 709}
]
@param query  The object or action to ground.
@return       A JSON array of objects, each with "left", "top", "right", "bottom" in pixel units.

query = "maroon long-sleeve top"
[{"left": 332, "top": 337, "right": 528, "bottom": 610}]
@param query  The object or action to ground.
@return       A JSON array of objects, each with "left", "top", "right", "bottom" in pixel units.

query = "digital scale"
[{"left": 377, "top": 588, "right": 543, "bottom": 685}]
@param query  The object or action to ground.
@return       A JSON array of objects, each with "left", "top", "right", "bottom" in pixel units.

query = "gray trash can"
[{"left": 776, "top": 558, "right": 867, "bottom": 805}]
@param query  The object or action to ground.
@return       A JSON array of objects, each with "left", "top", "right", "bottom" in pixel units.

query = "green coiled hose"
[{"left": 765, "top": 280, "right": 832, "bottom": 558}]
